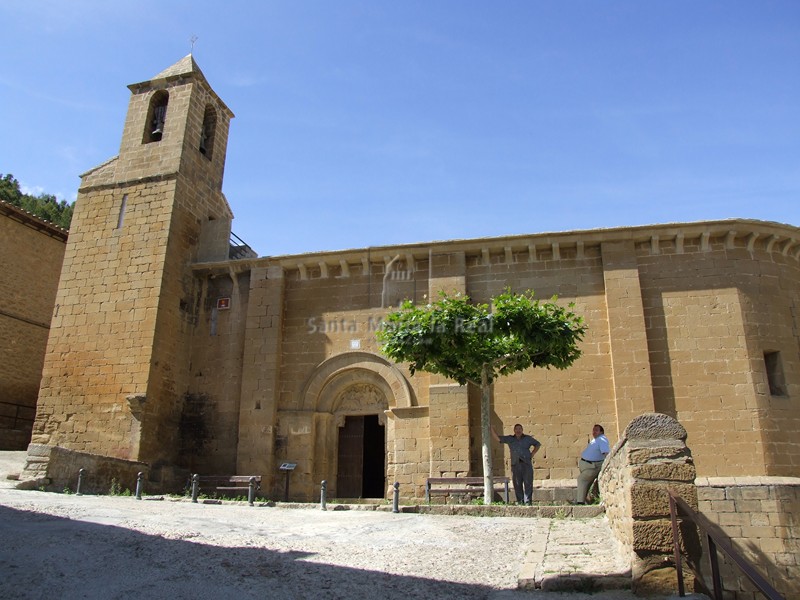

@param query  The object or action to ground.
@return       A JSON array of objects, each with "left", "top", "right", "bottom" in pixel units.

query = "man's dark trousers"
[{"left": 511, "top": 460, "right": 533, "bottom": 504}]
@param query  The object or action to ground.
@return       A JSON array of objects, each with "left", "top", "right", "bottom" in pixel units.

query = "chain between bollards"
[
  {"left": 76, "top": 468, "right": 85, "bottom": 496},
  {"left": 135, "top": 472, "right": 143, "bottom": 500},
  {"left": 392, "top": 481, "right": 400, "bottom": 513},
  {"left": 320, "top": 480, "right": 327, "bottom": 511}
]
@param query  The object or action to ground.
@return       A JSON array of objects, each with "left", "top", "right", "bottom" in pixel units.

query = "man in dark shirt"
[{"left": 491, "top": 423, "right": 541, "bottom": 505}]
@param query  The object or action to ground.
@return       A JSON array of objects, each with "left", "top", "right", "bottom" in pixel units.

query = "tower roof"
[
  {"left": 128, "top": 54, "right": 234, "bottom": 118},
  {"left": 151, "top": 54, "right": 204, "bottom": 81}
]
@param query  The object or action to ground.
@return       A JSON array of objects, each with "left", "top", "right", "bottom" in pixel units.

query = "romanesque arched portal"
[{"left": 299, "top": 352, "right": 412, "bottom": 498}]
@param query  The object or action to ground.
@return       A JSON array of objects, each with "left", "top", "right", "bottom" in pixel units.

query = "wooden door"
[{"left": 336, "top": 416, "right": 364, "bottom": 498}]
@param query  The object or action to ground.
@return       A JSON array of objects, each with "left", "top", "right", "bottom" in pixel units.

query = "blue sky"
[{"left": 1, "top": 1, "right": 798, "bottom": 257}]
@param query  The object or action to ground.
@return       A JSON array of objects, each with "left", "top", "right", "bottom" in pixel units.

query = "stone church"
[{"left": 21, "top": 56, "right": 800, "bottom": 501}]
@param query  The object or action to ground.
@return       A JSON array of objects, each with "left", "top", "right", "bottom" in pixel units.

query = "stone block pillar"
[
  {"left": 425, "top": 251, "right": 472, "bottom": 479},
  {"left": 385, "top": 407, "right": 430, "bottom": 498},
  {"left": 236, "top": 266, "right": 284, "bottom": 491},
  {"left": 428, "top": 384, "right": 470, "bottom": 477},
  {"left": 599, "top": 413, "right": 699, "bottom": 595},
  {"left": 601, "top": 241, "right": 656, "bottom": 434}
]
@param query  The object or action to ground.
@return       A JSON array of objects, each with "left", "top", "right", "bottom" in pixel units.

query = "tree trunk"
[{"left": 480, "top": 365, "right": 493, "bottom": 504}]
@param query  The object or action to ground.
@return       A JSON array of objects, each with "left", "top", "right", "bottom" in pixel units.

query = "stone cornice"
[
  {"left": 191, "top": 218, "right": 800, "bottom": 278},
  {"left": 77, "top": 171, "right": 180, "bottom": 194}
]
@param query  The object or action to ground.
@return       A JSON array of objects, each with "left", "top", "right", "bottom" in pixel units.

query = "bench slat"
[
  {"left": 195, "top": 476, "right": 261, "bottom": 484},
  {"left": 196, "top": 475, "right": 261, "bottom": 480},
  {"left": 428, "top": 477, "right": 511, "bottom": 485},
  {"left": 427, "top": 488, "right": 493, "bottom": 495},
  {"left": 190, "top": 475, "right": 263, "bottom": 506},
  {"left": 425, "top": 476, "right": 510, "bottom": 504}
]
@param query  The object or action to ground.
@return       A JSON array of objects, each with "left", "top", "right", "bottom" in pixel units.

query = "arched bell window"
[
  {"left": 199, "top": 104, "right": 217, "bottom": 159},
  {"left": 144, "top": 90, "right": 169, "bottom": 143}
]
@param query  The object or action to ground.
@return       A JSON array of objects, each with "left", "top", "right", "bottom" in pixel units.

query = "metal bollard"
[
  {"left": 248, "top": 476, "right": 256, "bottom": 507},
  {"left": 76, "top": 468, "right": 85, "bottom": 496},
  {"left": 392, "top": 481, "right": 400, "bottom": 513},
  {"left": 191, "top": 474, "right": 199, "bottom": 503},
  {"left": 135, "top": 472, "right": 143, "bottom": 500},
  {"left": 320, "top": 480, "right": 327, "bottom": 511}
]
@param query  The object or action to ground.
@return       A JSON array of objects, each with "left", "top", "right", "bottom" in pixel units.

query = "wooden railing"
[{"left": 667, "top": 488, "right": 784, "bottom": 600}]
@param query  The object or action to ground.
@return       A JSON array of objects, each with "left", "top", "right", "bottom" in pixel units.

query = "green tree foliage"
[
  {"left": 377, "top": 289, "right": 586, "bottom": 503},
  {"left": 0, "top": 173, "right": 73, "bottom": 230}
]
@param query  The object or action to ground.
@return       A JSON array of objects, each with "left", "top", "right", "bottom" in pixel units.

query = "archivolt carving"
[
  {"left": 299, "top": 351, "right": 413, "bottom": 412},
  {"left": 330, "top": 383, "right": 387, "bottom": 426},
  {"left": 337, "top": 383, "right": 383, "bottom": 414}
]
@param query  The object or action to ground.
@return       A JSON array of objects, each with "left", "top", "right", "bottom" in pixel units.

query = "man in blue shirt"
[
  {"left": 576, "top": 424, "right": 610, "bottom": 504},
  {"left": 491, "top": 423, "right": 541, "bottom": 505}
]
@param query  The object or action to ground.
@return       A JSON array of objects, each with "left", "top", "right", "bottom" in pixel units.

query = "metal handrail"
[
  {"left": 229, "top": 231, "right": 255, "bottom": 260},
  {"left": 667, "top": 488, "right": 785, "bottom": 600}
]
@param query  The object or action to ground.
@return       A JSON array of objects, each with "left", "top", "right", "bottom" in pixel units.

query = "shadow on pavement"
[{"left": 0, "top": 505, "right": 503, "bottom": 600}]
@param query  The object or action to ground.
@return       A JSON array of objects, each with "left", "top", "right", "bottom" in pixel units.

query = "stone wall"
[
  {"left": 19, "top": 443, "right": 153, "bottom": 495},
  {"left": 230, "top": 220, "right": 800, "bottom": 501},
  {"left": 600, "top": 414, "right": 797, "bottom": 598},
  {"left": 638, "top": 233, "right": 800, "bottom": 478},
  {"left": 696, "top": 477, "right": 800, "bottom": 599},
  {"left": 0, "top": 202, "right": 66, "bottom": 450},
  {"left": 598, "top": 413, "right": 699, "bottom": 596}
]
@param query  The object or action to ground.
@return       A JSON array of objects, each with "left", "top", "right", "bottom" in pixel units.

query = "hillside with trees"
[{"left": 0, "top": 173, "right": 73, "bottom": 230}]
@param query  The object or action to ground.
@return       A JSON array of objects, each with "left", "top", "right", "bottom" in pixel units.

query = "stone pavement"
[
  {"left": 518, "top": 516, "right": 632, "bottom": 592},
  {"left": 2, "top": 452, "right": 705, "bottom": 598},
  {"left": 271, "top": 501, "right": 628, "bottom": 592}
]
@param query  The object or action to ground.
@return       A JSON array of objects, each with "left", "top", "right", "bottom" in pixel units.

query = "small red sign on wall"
[{"left": 217, "top": 297, "right": 231, "bottom": 310}]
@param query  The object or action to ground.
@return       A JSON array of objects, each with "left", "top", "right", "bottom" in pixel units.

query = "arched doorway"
[
  {"left": 334, "top": 383, "right": 387, "bottom": 499},
  {"left": 336, "top": 414, "right": 385, "bottom": 498},
  {"left": 300, "top": 352, "right": 414, "bottom": 499}
]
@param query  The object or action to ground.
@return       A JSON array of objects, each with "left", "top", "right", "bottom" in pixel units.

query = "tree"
[
  {"left": 376, "top": 289, "right": 586, "bottom": 503},
  {"left": 0, "top": 173, "right": 74, "bottom": 229}
]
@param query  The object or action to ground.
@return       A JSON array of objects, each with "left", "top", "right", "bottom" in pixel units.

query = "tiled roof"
[{"left": 0, "top": 199, "right": 69, "bottom": 239}]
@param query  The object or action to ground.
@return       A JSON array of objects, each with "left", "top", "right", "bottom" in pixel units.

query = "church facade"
[{"left": 26, "top": 57, "right": 800, "bottom": 500}]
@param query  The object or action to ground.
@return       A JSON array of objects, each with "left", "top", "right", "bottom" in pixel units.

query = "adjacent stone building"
[
  {"left": 25, "top": 57, "right": 799, "bottom": 512},
  {"left": 0, "top": 201, "right": 67, "bottom": 449}
]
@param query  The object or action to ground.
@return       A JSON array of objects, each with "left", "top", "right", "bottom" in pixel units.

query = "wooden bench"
[
  {"left": 425, "top": 476, "right": 510, "bottom": 504},
  {"left": 190, "top": 474, "right": 262, "bottom": 505}
]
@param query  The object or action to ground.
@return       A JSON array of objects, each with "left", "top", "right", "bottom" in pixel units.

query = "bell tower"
[
  {"left": 31, "top": 56, "right": 235, "bottom": 474},
  {"left": 116, "top": 54, "right": 233, "bottom": 192}
]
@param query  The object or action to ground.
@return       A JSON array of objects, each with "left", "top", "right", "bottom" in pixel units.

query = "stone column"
[{"left": 599, "top": 413, "right": 699, "bottom": 595}]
